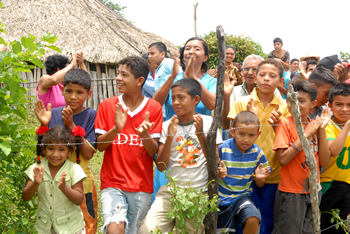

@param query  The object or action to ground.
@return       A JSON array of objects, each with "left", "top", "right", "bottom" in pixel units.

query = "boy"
[
  {"left": 95, "top": 56, "right": 163, "bottom": 234},
  {"left": 139, "top": 78, "right": 223, "bottom": 233},
  {"left": 141, "top": 52, "right": 158, "bottom": 98},
  {"left": 272, "top": 80, "right": 331, "bottom": 234},
  {"left": 217, "top": 111, "right": 271, "bottom": 234},
  {"left": 308, "top": 66, "right": 338, "bottom": 119},
  {"left": 34, "top": 69, "right": 98, "bottom": 234},
  {"left": 320, "top": 83, "right": 350, "bottom": 234},
  {"left": 225, "top": 58, "right": 290, "bottom": 234}
]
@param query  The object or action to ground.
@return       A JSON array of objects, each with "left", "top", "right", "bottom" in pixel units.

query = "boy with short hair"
[
  {"left": 226, "top": 58, "right": 290, "bottom": 234},
  {"left": 139, "top": 78, "right": 223, "bottom": 234},
  {"left": 141, "top": 52, "right": 158, "bottom": 98},
  {"left": 34, "top": 68, "right": 98, "bottom": 234},
  {"left": 95, "top": 56, "right": 163, "bottom": 234},
  {"left": 217, "top": 111, "right": 271, "bottom": 234},
  {"left": 272, "top": 79, "right": 331, "bottom": 234},
  {"left": 320, "top": 83, "right": 350, "bottom": 234},
  {"left": 308, "top": 66, "right": 338, "bottom": 119}
]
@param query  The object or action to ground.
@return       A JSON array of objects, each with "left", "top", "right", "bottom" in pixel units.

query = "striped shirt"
[{"left": 218, "top": 138, "right": 270, "bottom": 206}]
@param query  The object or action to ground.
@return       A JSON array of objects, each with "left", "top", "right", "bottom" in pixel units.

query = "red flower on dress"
[
  {"left": 72, "top": 126, "right": 86, "bottom": 137},
  {"left": 36, "top": 126, "right": 49, "bottom": 136}
]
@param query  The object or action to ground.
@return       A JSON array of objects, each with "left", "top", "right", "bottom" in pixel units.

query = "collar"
[
  {"left": 251, "top": 88, "right": 279, "bottom": 105},
  {"left": 231, "top": 137, "right": 255, "bottom": 156},
  {"left": 118, "top": 94, "right": 149, "bottom": 117}
]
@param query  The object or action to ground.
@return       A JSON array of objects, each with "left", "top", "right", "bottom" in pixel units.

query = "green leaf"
[
  {"left": 21, "top": 218, "right": 29, "bottom": 225},
  {"left": 12, "top": 67, "right": 31, "bottom": 72},
  {"left": 11, "top": 40, "right": 22, "bottom": 54},
  {"left": 44, "top": 45, "right": 62, "bottom": 53},
  {"left": 0, "top": 141, "right": 11, "bottom": 156},
  {"left": 0, "top": 2, "right": 3, "bottom": 8},
  {"left": 21, "top": 36, "right": 35, "bottom": 49},
  {"left": 40, "top": 33, "right": 57, "bottom": 44},
  {"left": 28, "top": 42, "right": 37, "bottom": 53},
  {"left": 30, "top": 58, "right": 44, "bottom": 69},
  {"left": 13, "top": 109, "right": 26, "bottom": 120},
  {"left": 0, "top": 37, "right": 6, "bottom": 45}
]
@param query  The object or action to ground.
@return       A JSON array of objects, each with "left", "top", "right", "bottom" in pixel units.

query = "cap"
[{"left": 317, "top": 55, "right": 341, "bottom": 71}]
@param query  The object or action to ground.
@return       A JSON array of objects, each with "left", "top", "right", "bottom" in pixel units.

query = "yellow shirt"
[
  {"left": 321, "top": 119, "right": 350, "bottom": 184},
  {"left": 227, "top": 88, "right": 290, "bottom": 184}
]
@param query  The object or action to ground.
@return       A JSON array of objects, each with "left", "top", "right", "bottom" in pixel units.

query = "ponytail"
[
  {"left": 35, "top": 126, "right": 49, "bottom": 164},
  {"left": 71, "top": 126, "right": 86, "bottom": 164}
]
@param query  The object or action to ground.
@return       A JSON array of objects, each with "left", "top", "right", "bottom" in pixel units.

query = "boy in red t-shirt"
[
  {"left": 95, "top": 56, "right": 163, "bottom": 234},
  {"left": 272, "top": 79, "right": 331, "bottom": 234}
]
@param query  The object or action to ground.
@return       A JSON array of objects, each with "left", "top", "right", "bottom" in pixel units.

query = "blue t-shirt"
[
  {"left": 154, "top": 58, "right": 174, "bottom": 91},
  {"left": 218, "top": 138, "right": 270, "bottom": 206},
  {"left": 142, "top": 72, "right": 155, "bottom": 98},
  {"left": 164, "top": 72, "right": 217, "bottom": 121},
  {"left": 49, "top": 107, "right": 97, "bottom": 149}
]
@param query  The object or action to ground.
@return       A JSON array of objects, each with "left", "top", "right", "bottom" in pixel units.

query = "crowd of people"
[{"left": 19, "top": 37, "right": 350, "bottom": 234}]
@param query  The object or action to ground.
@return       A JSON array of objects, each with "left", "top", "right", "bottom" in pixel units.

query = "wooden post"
[
  {"left": 204, "top": 25, "right": 225, "bottom": 233},
  {"left": 287, "top": 84, "right": 320, "bottom": 234},
  {"left": 194, "top": 3, "right": 199, "bottom": 37}
]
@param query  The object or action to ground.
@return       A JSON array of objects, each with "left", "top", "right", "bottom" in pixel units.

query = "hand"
[
  {"left": 320, "top": 107, "right": 332, "bottom": 128},
  {"left": 34, "top": 100, "right": 51, "bottom": 126},
  {"left": 170, "top": 50, "right": 180, "bottom": 79},
  {"left": 58, "top": 170, "right": 67, "bottom": 190},
  {"left": 224, "top": 72, "right": 236, "bottom": 97},
  {"left": 167, "top": 115, "right": 179, "bottom": 137},
  {"left": 184, "top": 56, "right": 198, "bottom": 80},
  {"left": 255, "top": 163, "right": 271, "bottom": 180},
  {"left": 207, "top": 69, "right": 217, "bottom": 78},
  {"left": 135, "top": 111, "right": 155, "bottom": 138},
  {"left": 304, "top": 116, "right": 323, "bottom": 138},
  {"left": 70, "top": 56, "right": 77, "bottom": 68},
  {"left": 114, "top": 103, "right": 129, "bottom": 132},
  {"left": 333, "top": 62, "right": 348, "bottom": 82},
  {"left": 75, "top": 51, "right": 84, "bottom": 67},
  {"left": 33, "top": 165, "right": 45, "bottom": 184},
  {"left": 62, "top": 105, "right": 76, "bottom": 130},
  {"left": 268, "top": 104, "right": 282, "bottom": 126},
  {"left": 247, "top": 98, "right": 258, "bottom": 116},
  {"left": 217, "top": 161, "right": 227, "bottom": 179},
  {"left": 299, "top": 61, "right": 309, "bottom": 80},
  {"left": 193, "top": 114, "right": 204, "bottom": 134}
]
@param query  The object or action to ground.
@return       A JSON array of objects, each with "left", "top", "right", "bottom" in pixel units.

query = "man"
[
  {"left": 306, "top": 61, "right": 317, "bottom": 73},
  {"left": 300, "top": 53, "right": 320, "bottom": 64}
]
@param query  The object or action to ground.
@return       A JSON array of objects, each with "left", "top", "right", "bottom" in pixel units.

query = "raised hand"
[
  {"left": 58, "top": 170, "right": 67, "bottom": 190},
  {"left": 255, "top": 163, "right": 271, "bottom": 180},
  {"left": 333, "top": 62, "right": 348, "bottom": 82},
  {"left": 75, "top": 51, "right": 87, "bottom": 72},
  {"left": 320, "top": 107, "right": 332, "bottom": 128},
  {"left": 247, "top": 97, "right": 258, "bottom": 116},
  {"left": 268, "top": 103, "right": 282, "bottom": 126},
  {"left": 62, "top": 105, "right": 76, "bottom": 130},
  {"left": 185, "top": 56, "right": 197, "bottom": 80},
  {"left": 207, "top": 69, "right": 217, "bottom": 78},
  {"left": 304, "top": 116, "right": 323, "bottom": 138},
  {"left": 193, "top": 114, "right": 204, "bottom": 135},
  {"left": 299, "top": 61, "right": 309, "bottom": 80},
  {"left": 33, "top": 165, "right": 45, "bottom": 184},
  {"left": 70, "top": 55, "right": 77, "bottom": 68},
  {"left": 218, "top": 161, "right": 227, "bottom": 179},
  {"left": 167, "top": 115, "right": 179, "bottom": 137},
  {"left": 135, "top": 111, "right": 155, "bottom": 138},
  {"left": 224, "top": 72, "right": 236, "bottom": 97},
  {"left": 114, "top": 103, "right": 129, "bottom": 132},
  {"left": 170, "top": 49, "right": 180, "bottom": 79},
  {"left": 34, "top": 100, "right": 52, "bottom": 126}
]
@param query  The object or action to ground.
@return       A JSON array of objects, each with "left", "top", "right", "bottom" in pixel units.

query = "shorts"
[
  {"left": 217, "top": 196, "right": 261, "bottom": 234},
  {"left": 100, "top": 187, "right": 152, "bottom": 234}
]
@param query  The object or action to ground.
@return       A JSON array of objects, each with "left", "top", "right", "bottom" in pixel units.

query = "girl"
[
  {"left": 22, "top": 125, "right": 86, "bottom": 234},
  {"left": 268, "top": 37, "right": 290, "bottom": 70}
]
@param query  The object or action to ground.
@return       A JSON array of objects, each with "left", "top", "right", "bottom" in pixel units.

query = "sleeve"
[
  {"left": 143, "top": 76, "right": 156, "bottom": 97},
  {"left": 284, "top": 51, "right": 290, "bottom": 63},
  {"left": 218, "top": 144, "right": 223, "bottom": 160},
  {"left": 227, "top": 100, "right": 245, "bottom": 120},
  {"left": 148, "top": 101, "right": 163, "bottom": 138},
  {"left": 256, "top": 148, "right": 270, "bottom": 169},
  {"left": 159, "top": 123, "right": 168, "bottom": 144},
  {"left": 284, "top": 77, "right": 291, "bottom": 89},
  {"left": 71, "top": 164, "right": 87, "bottom": 185},
  {"left": 267, "top": 51, "right": 274, "bottom": 59},
  {"left": 216, "top": 128, "right": 223, "bottom": 145},
  {"left": 273, "top": 118, "right": 290, "bottom": 151},
  {"left": 325, "top": 123, "right": 335, "bottom": 141},
  {"left": 95, "top": 99, "right": 109, "bottom": 135},
  {"left": 280, "top": 100, "right": 291, "bottom": 117},
  {"left": 25, "top": 164, "right": 35, "bottom": 181},
  {"left": 207, "top": 77, "right": 217, "bottom": 94},
  {"left": 84, "top": 110, "right": 97, "bottom": 150}
]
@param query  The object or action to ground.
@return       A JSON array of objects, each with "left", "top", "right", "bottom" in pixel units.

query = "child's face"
[
  {"left": 232, "top": 123, "right": 260, "bottom": 153},
  {"left": 314, "top": 83, "right": 333, "bottom": 107},
  {"left": 183, "top": 40, "right": 208, "bottom": 67},
  {"left": 329, "top": 95, "right": 350, "bottom": 124},
  {"left": 43, "top": 144, "right": 70, "bottom": 168},
  {"left": 256, "top": 64, "right": 281, "bottom": 94},
  {"left": 287, "top": 91, "right": 317, "bottom": 118},
  {"left": 171, "top": 87, "right": 199, "bottom": 118},
  {"left": 148, "top": 46, "right": 165, "bottom": 66},
  {"left": 274, "top": 42, "right": 282, "bottom": 51},
  {"left": 116, "top": 64, "right": 144, "bottom": 94},
  {"left": 62, "top": 83, "right": 91, "bottom": 114}
]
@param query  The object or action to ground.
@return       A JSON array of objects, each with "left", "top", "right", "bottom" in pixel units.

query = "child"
[
  {"left": 320, "top": 83, "right": 350, "bottom": 234},
  {"left": 308, "top": 66, "right": 338, "bottom": 119},
  {"left": 22, "top": 126, "right": 86, "bottom": 234},
  {"left": 95, "top": 56, "right": 163, "bottom": 233},
  {"left": 272, "top": 80, "right": 331, "bottom": 234},
  {"left": 139, "top": 78, "right": 223, "bottom": 233},
  {"left": 141, "top": 52, "right": 158, "bottom": 98},
  {"left": 226, "top": 58, "right": 290, "bottom": 234},
  {"left": 34, "top": 69, "right": 98, "bottom": 234},
  {"left": 217, "top": 111, "right": 271, "bottom": 234}
]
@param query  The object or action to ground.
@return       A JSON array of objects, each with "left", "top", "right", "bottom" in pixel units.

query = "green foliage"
[
  {"left": 100, "top": 0, "right": 127, "bottom": 18},
  {"left": 0, "top": 5, "right": 60, "bottom": 232},
  {"left": 202, "top": 31, "right": 268, "bottom": 69},
  {"left": 322, "top": 209, "right": 348, "bottom": 233},
  {"left": 340, "top": 51, "right": 350, "bottom": 61}
]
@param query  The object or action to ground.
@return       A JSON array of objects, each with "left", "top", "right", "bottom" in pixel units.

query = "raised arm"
[
  {"left": 221, "top": 74, "right": 235, "bottom": 129},
  {"left": 58, "top": 171, "right": 84, "bottom": 205},
  {"left": 22, "top": 165, "right": 44, "bottom": 201}
]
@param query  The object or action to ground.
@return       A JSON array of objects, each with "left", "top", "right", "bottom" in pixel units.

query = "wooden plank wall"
[{"left": 18, "top": 61, "right": 119, "bottom": 110}]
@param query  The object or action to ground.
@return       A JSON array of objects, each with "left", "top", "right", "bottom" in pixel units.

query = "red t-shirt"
[
  {"left": 273, "top": 116, "right": 320, "bottom": 194},
  {"left": 95, "top": 95, "right": 163, "bottom": 193}
]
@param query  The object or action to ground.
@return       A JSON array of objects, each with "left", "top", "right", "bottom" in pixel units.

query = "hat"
[
  {"left": 317, "top": 55, "right": 341, "bottom": 71},
  {"left": 300, "top": 53, "right": 320, "bottom": 63}
]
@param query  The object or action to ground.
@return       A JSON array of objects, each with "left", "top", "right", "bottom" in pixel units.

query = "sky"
[{"left": 117, "top": 0, "right": 350, "bottom": 61}]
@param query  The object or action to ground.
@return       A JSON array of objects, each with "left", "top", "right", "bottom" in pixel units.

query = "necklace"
[{"left": 178, "top": 120, "right": 194, "bottom": 139}]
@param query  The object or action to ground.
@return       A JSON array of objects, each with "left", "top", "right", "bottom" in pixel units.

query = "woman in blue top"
[{"left": 153, "top": 37, "right": 217, "bottom": 121}]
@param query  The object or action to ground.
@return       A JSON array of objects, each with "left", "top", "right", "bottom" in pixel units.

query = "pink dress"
[{"left": 36, "top": 83, "right": 66, "bottom": 109}]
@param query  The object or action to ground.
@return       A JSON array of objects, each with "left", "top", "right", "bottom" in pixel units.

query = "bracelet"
[{"left": 290, "top": 142, "right": 302, "bottom": 152}]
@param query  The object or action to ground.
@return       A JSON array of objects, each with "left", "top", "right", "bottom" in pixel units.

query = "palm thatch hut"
[{"left": 0, "top": 0, "right": 177, "bottom": 109}]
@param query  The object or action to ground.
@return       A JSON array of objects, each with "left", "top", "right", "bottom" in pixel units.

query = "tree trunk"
[{"left": 194, "top": 3, "right": 198, "bottom": 37}]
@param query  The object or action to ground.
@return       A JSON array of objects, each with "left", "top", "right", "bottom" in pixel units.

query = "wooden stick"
[
  {"left": 204, "top": 25, "right": 225, "bottom": 233},
  {"left": 287, "top": 84, "right": 320, "bottom": 234},
  {"left": 194, "top": 3, "right": 199, "bottom": 37}
]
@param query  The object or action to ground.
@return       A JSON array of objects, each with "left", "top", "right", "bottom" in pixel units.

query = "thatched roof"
[{"left": 0, "top": 0, "right": 177, "bottom": 64}]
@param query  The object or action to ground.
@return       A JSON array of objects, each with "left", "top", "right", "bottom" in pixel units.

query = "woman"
[{"left": 268, "top": 37, "right": 290, "bottom": 70}]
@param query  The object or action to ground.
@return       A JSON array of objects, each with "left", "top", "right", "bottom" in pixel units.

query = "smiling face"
[
  {"left": 242, "top": 59, "right": 261, "bottom": 86},
  {"left": 287, "top": 91, "right": 317, "bottom": 118},
  {"left": 225, "top": 48, "right": 236, "bottom": 64},
  {"left": 232, "top": 123, "right": 260, "bottom": 153},
  {"left": 148, "top": 46, "right": 165, "bottom": 66},
  {"left": 171, "top": 86, "right": 199, "bottom": 119},
  {"left": 291, "top": 60, "right": 299, "bottom": 72},
  {"left": 329, "top": 95, "right": 350, "bottom": 124},
  {"left": 183, "top": 40, "right": 208, "bottom": 68},
  {"left": 62, "top": 83, "right": 91, "bottom": 115},
  {"left": 256, "top": 63, "right": 281, "bottom": 94},
  {"left": 116, "top": 64, "right": 144, "bottom": 95},
  {"left": 43, "top": 143, "right": 71, "bottom": 168}
]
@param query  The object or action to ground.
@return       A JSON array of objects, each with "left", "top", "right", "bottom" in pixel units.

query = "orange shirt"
[{"left": 273, "top": 116, "right": 320, "bottom": 194}]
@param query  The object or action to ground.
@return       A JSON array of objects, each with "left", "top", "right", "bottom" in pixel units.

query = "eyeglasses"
[{"left": 243, "top": 67, "right": 258, "bottom": 73}]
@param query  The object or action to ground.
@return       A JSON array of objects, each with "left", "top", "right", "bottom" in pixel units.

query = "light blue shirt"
[
  {"left": 154, "top": 58, "right": 174, "bottom": 91},
  {"left": 282, "top": 71, "right": 291, "bottom": 100},
  {"left": 142, "top": 72, "right": 155, "bottom": 98}
]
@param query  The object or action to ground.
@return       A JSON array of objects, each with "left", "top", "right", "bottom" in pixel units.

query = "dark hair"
[
  {"left": 226, "top": 45, "right": 236, "bottom": 54},
  {"left": 291, "top": 58, "right": 299, "bottom": 64},
  {"left": 232, "top": 111, "right": 260, "bottom": 129},
  {"left": 328, "top": 82, "right": 350, "bottom": 104},
  {"left": 308, "top": 66, "right": 338, "bottom": 87},
  {"left": 273, "top": 37, "right": 283, "bottom": 44},
  {"left": 63, "top": 69, "right": 91, "bottom": 91},
  {"left": 36, "top": 126, "right": 83, "bottom": 164},
  {"left": 149, "top": 42, "right": 168, "bottom": 57},
  {"left": 306, "top": 61, "right": 317, "bottom": 71},
  {"left": 141, "top": 52, "right": 149, "bottom": 61},
  {"left": 179, "top": 37, "right": 209, "bottom": 73},
  {"left": 117, "top": 56, "right": 149, "bottom": 88},
  {"left": 256, "top": 58, "right": 284, "bottom": 78},
  {"left": 45, "top": 55, "right": 70, "bottom": 75},
  {"left": 289, "top": 79, "right": 318, "bottom": 101},
  {"left": 171, "top": 78, "right": 202, "bottom": 100}
]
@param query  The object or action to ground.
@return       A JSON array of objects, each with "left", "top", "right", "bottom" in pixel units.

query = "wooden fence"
[{"left": 19, "top": 62, "right": 119, "bottom": 110}]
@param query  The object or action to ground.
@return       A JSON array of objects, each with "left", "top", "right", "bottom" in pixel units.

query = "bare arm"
[
  {"left": 22, "top": 179, "right": 40, "bottom": 201},
  {"left": 221, "top": 74, "right": 235, "bottom": 129},
  {"left": 318, "top": 128, "right": 330, "bottom": 167},
  {"left": 58, "top": 171, "right": 84, "bottom": 205},
  {"left": 329, "top": 122, "right": 350, "bottom": 157}
]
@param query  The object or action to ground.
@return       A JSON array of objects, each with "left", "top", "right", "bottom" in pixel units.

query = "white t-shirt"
[{"left": 159, "top": 115, "right": 223, "bottom": 190}]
